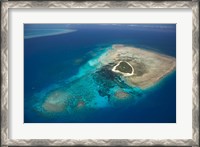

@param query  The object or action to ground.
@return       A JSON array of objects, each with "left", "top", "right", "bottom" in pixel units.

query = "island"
[
  {"left": 40, "top": 44, "right": 176, "bottom": 113},
  {"left": 98, "top": 44, "right": 176, "bottom": 89},
  {"left": 112, "top": 61, "right": 134, "bottom": 76}
]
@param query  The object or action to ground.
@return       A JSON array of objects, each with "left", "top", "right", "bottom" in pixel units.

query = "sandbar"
[{"left": 25, "top": 29, "right": 76, "bottom": 39}]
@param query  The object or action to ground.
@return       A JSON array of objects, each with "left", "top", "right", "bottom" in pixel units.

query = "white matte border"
[{"left": 9, "top": 8, "right": 192, "bottom": 139}]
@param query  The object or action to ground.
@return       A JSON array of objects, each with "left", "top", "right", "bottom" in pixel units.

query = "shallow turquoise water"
[{"left": 24, "top": 24, "right": 176, "bottom": 123}]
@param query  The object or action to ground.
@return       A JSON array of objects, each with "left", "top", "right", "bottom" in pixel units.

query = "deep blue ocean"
[{"left": 24, "top": 24, "right": 176, "bottom": 123}]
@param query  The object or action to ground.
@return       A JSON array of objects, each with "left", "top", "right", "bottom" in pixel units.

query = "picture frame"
[{"left": 1, "top": 1, "right": 199, "bottom": 146}]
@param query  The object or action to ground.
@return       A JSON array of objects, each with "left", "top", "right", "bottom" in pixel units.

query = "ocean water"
[{"left": 24, "top": 24, "right": 176, "bottom": 123}]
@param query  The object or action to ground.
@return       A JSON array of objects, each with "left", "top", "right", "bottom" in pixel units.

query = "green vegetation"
[{"left": 115, "top": 61, "right": 133, "bottom": 74}]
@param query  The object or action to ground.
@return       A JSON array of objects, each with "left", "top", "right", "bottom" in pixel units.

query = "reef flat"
[
  {"left": 98, "top": 44, "right": 176, "bottom": 89},
  {"left": 24, "top": 24, "right": 177, "bottom": 123},
  {"left": 34, "top": 44, "right": 175, "bottom": 115}
]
